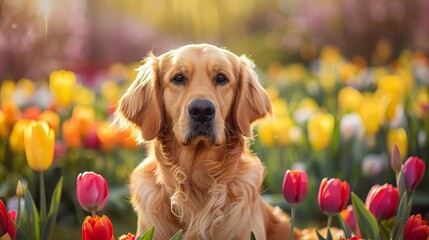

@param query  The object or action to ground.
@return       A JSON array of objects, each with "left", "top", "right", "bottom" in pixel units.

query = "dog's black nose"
[{"left": 188, "top": 99, "right": 215, "bottom": 123}]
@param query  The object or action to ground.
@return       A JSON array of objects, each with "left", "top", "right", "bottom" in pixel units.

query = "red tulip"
[
  {"left": 403, "top": 214, "right": 429, "bottom": 240},
  {"left": 318, "top": 178, "right": 350, "bottom": 215},
  {"left": 340, "top": 205, "right": 360, "bottom": 237},
  {"left": 8, "top": 210, "right": 16, "bottom": 240},
  {"left": 282, "top": 170, "right": 308, "bottom": 205},
  {"left": 403, "top": 156, "right": 425, "bottom": 192},
  {"left": 76, "top": 172, "right": 109, "bottom": 213},
  {"left": 365, "top": 184, "right": 399, "bottom": 221},
  {"left": 82, "top": 215, "right": 114, "bottom": 240},
  {"left": 0, "top": 199, "right": 9, "bottom": 237}
]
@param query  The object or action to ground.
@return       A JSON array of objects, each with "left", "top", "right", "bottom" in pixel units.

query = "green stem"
[
  {"left": 327, "top": 215, "right": 333, "bottom": 229},
  {"left": 17, "top": 196, "right": 21, "bottom": 226},
  {"left": 39, "top": 172, "right": 47, "bottom": 222},
  {"left": 289, "top": 206, "right": 296, "bottom": 240}
]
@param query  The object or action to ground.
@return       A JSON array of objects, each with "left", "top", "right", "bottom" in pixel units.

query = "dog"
[{"left": 115, "top": 44, "right": 303, "bottom": 239}]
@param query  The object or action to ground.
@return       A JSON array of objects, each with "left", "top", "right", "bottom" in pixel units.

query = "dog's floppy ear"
[
  {"left": 233, "top": 56, "right": 272, "bottom": 138},
  {"left": 115, "top": 55, "right": 163, "bottom": 141}
]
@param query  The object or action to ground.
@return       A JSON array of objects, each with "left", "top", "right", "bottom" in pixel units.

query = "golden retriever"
[{"left": 115, "top": 44, "right": 302, "bottom": 239}]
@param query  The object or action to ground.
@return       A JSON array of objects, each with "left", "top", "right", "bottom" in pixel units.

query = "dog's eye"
[
  {"left": 172, "top": 74, "right": 185, "bottom": 85},
  {"left": 215, "top": 73, "right": 229, "bottom": 85}
]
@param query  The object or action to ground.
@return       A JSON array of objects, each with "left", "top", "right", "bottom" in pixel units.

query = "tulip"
[
  {"left": 282, "top": 170, "right": 308, "bottom": 205},
  {"left": 0, "top": 111, "right": 9, "bottom": 139},
  {"left": 82, "top": 215, "right": 114, "bottom": 240},
  {"left": 0, "top": 199, "right": 9, "bottom": 237},
  {"left": 96, "top": 121, "right": 118, "bottom": 152},
  {"left": 403, "top": 156, "right": 425, "bottom": 192},
  {"left": 307, "top": 112, "right": 335, "bottom": 151},
  {"left": 318, "top": 178, "right": 350, "bottom": 216},
  {"left": 62, "top": 119, "right": 82, "bottom": 149},
  {"left": 359, "top": 93, "right": 383, "bottom": 136},
  {"left": 283, "top": 169, "right": 308, "bottom": 240},
  {"left": 377, "top": 75, "right": 405, "bottom": 121},
  {"left": 1, "top": 100, "right": 21, "bottom": 126},
  {"left": 257, "top": 119, "right": 277, "bottom": 147},
  {"left": 1, "top": 80, "right": 16, "bottom": 102},
  {"left": 365, "top": 184, "right": 399, "bottom": 221},
  {"left": 276, "top": 116, "right": 295, "bottom": 146},
  {"left": 75, "top": 86, "right": 96, "bottom": 107},
  {"left": 403, "top": 214, "right": 429, "bottom": 240},
  {"left": 38, "top": 110, "right": 60, "bottom": 135},
  {"left": 340, "top": 205, "right": 360, "bottom": 237},
  {"left": 72, "top": 105, "right": 95, "bottom": 138},
  {"left": 84, "top": 127, "right": 101, "bottom": 150},
  {"left": 101, "top": 80, "right": 121, "bottom": 103},
  {"left": 118, "top": 233, "right": 137, "bottom": 240},
  {"left": 271, "top": 98, "right": 289, "bottom": 117},
  {"left": 22, "top": 106, "right": 41, "bottom": 120},
  {"left": 338, "top": 87, "right": 362, "bottom": 115},
  {"left": 117, "top": 127, "right": 139, "bottom": 150},
  {"left": 387, "top": 128, "right": 408, "bottom": 159},
  {"left": 8, "top": 209, "right": 16, "bottom": 239},
  {"left": 24, "top": 121, "right": 55, "bottom": 172},
  {"left": 9, "top": 119, "right": 31, "bottom": 153},
  {"left": 49, "top": 70, "right": 76, "bottom": 107},
  {"left": 390, "top": 144, "right": 402, "bottom": 174},
  {"left": 76, "top": 172, "right": 109, "bottom": 214}
]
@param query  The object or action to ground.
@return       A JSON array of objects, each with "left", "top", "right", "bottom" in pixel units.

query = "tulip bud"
[
  {"left": 282, "top": 170, "right": 308, "bottom": 206},
  {"left": 403, "top": 156, "right": 425, "bottom": 192},
  {"left": 403, "top": 214, "right": 429, "bottom": 240},
  {"left": 16, "top": 180, "right": 24, "bottom": 198},
  {"left": 318, "top": 178, "right": 350, "bottom": 215},
  {"left": 390, "top": 144, "right": 402, "bottom": 174},
  {"left": 76, "top": 172, "right": 109, "bottom": 213},
  {"left": 365, "top": 184, "right": 399, "bottom": 221},
  {"left": 82, "top": 215, "right": 114, "bottom": 240}
]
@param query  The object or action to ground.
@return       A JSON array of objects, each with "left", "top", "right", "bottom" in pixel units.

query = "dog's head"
[{"left": 115, "top": 44, "right": 271, "bottom": 147}]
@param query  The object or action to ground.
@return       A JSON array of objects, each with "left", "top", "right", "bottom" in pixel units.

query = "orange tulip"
[
  {"left": 72, "top": 106, "right": 95, "bottom": 138},
  {"left": 24, "top": 121, "right": 55, "bottom": 172},
  {"left": 82, "top": 215, "right": 114, "bottom": 240},
  {"left": 62, "top": 119, "right": 81, "bottom": 149},
  {"left": 0, "top": 111, "right": 9, "bottom": 139},
  {"left": 38, "top": 110, "right": 60, "bottom": 134},
  {"left": 22, "top": 106, "right": 41, "bottom": 120},
  {"left": 117, "top": 128, "right": 139, "bottom": 150},
  {"left": 1, "top": 100, "right": 21, "bottom": 126},
  {"left": 96, "top": 121, "right": 118, "bottom": 152}
]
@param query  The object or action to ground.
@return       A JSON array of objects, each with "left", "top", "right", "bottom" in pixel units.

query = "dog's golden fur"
[{"left": 115, "top": 44, "right": 302, "bottom": 239}]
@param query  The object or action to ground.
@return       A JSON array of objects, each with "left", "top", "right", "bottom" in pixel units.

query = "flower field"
[{"left": 0, "top": 42, "right": 428, "bottom": 239}]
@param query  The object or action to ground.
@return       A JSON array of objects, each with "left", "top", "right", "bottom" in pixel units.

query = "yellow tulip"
[
  {"left": 24, "top": 121, "right": 55, "bottom": 172},
  {"left": 1, "top": 100, "right": 21, "bottom": 126},
  {"left": 276, "top": 116, "right": 295, "bottom": 146},
  {"left": 271, "top": 98, "right": 289, "bottom": 117},
  {"left": 339, "top": 63, "right": 358, "bottom": 84},
  {"left": 101, "top": 80, "right": 121, "bottom": 103},
  {"left": 307, "top": 112, "right": 335, "bottom": 151},
  {"left": 17, "top": 78, "right": 35, "bottom": 98},
  {"left": 257, "top": 119, "right": 277, "bottom": 147},
  {"left": 49, "top": 70, "right": 77, "bottom": 107},
  {"left": 377, "top": 75, "right": 405, "bottom": 121},
  {"left": 0, "top": 111, "right": 9, "bottom": 139},
  {"left": 74, "top": 86, "right": 96, "bottom": 107},
  {"left": 338, "top": 87, "right": 363, "bottom": 114},
  {"left": 285, "top": 63, "right": 307, "bottom": 83},
  {"left": 9, "top": 119, "right": 31, "bottom": 153},
  {"left": 415, "top": 87, "right": 429, "bottom": 119},
  {"left": 387, "top": 128, "right": 408, "bottom": 159},
  {"left": 359, "top": 93, "right": 384, "bottom": 136},
  {"left": 320, "top": 45, "right": 343, "bottom": 64},
  {"left": 0, "top": 80, "right": 16, "bottom": 102}
]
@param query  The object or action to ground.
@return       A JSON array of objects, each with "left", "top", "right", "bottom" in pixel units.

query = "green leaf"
[
  {"left": 170, "top": 229, "right": 183, "bottom": 240},
  {"left": 337, "top": 214, "right": 352, "bottom": 238},
  {"left": 41, "top": 177, "right": 63, "bottom": 240},
  {"left": 351, "top": 192, "right": 380, "bottom": 240},
  {"left": 315, "top": 229, "right": 326, "bottom": 240},
  {"left": 391, "top": 193, "right": 408, "bottom": 239},
  {"left": 326, "top": 228, "right": 333, "bottom": 240},
  {"left": 398, "top": 169, "right": 407, "bottom": 197},
  {"left": 21, "top": 187, "right": 40, "bottom": 240},
  {"left": 250, "top": 231, "right": 256, "bottom": 240},
  {"left": 140, "top": 226, "right": 155, "bottom": 240}
]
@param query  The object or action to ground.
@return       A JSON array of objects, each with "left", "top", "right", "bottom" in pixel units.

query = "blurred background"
[{"left": 1, "top": 0, "right": 429, "bottom": 238}]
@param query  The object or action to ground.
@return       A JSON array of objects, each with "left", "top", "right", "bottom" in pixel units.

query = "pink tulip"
[
  {"left": 403, "top": 156, "right": 425, "bottom": 192},
  {"left": 365, "top": 184, "right": 399, "bottom": 221},
  {"left": 318, "top": 178, "right": 350, "bottom": 215},
  {"left": 282, "top": 170, "right": 308, "bottom": 205},
  {"left": 76, "top": 172, "right": 109, "bottom": 213},
  {"left": 403, "top": 214, "right": 429, "bottom": 240}
]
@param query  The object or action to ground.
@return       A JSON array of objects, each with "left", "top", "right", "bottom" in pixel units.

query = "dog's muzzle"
[{"left": 186, "top": 99, "right": 216, "bottom": 143}]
